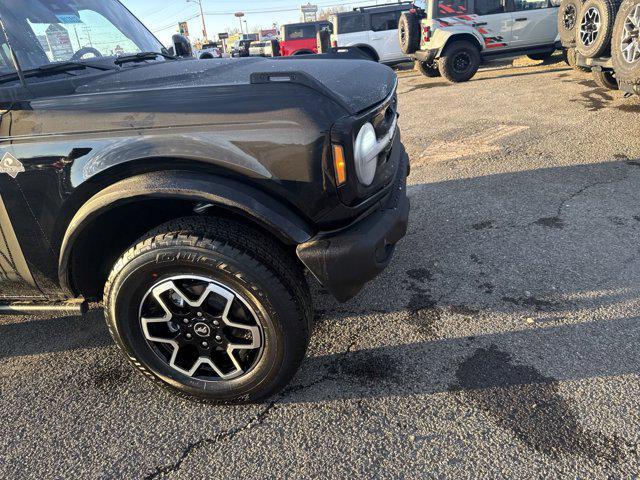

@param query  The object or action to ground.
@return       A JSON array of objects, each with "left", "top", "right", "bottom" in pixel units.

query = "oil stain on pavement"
[{"left": 451, "top": 345, "right": 635, "bottom": 464}]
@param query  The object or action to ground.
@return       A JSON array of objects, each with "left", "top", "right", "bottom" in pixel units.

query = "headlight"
[{"left": 354, "top": 122, "right": 378, "bottom": 186}]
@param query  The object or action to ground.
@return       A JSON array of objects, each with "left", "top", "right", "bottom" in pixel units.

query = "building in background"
[{"left": 259, "top": 28, "right": 278, "bottom": 40}]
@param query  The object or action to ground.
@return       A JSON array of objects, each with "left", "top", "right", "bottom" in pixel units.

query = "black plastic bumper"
[
  {"left": 297, "top": 143, "right": 410, "bottom": 302},
  {"left": 414, "top": 49, "right": 438, "bottom": 64}
]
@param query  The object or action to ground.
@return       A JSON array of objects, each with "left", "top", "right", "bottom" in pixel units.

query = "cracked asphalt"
[{"left": 2, "top": 54, "right": 640, "bottom": 479}]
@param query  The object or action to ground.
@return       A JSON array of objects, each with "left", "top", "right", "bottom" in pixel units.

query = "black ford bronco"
[{"left": 0, "top": 0, "right": 409, "bottom": 402}]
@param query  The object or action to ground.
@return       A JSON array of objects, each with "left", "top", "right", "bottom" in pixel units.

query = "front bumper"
[{"left": 297, "top": 141, "right": 410, "bottom": 302}]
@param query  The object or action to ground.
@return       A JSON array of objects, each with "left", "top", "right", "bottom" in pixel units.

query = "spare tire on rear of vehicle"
[
  {"left": 558, "top": 0, "right": 583, "bottom": 46},
  {"left": 399, "top": 11, "right": 422, "bottom": 55},
  {"left": 575, "top": 0, "right": 623, "bottom": 58},
  {"left": 611, "top": 0, "right": 640, "bottom": 87}
]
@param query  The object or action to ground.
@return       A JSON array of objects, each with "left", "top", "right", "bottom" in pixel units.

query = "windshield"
[{"left": 0, "top": 0, "right": 163, "bottom": 74}]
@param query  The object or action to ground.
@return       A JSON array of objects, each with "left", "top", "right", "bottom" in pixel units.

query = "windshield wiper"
[
  {"left": 114, "top": 52, "right": 177, "bottom": 66},
  {"left": 0, "top": 61, "right": 115, "bottom": 85}
]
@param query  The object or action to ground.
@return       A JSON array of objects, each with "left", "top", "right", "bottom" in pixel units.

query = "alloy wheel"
[
  {"left": 139, "top": 275, "right": 263, "bottom": 381},
  {"left": 564, "top": 4, "right": 577, "bottom": 30},
  {"left": 621, "top": 5, "right": 640, "bottom": 63},
  {"left": 580, "top": 7, "right": 602, "bottom": 46}
]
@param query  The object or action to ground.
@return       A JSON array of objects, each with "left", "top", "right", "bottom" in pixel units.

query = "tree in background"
[{"left": 317, "top": 6, "right": 346, "bottom": 20}]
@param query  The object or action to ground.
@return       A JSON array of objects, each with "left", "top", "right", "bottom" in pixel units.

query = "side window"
[
  {"left": 438, "top": 0, "right": 470, "bottom": 15},
  {"left": 285, "top": 25, "right": 317, "bottom": 40},
  {"left": 338, "top": 15, "right": 366, "bottom": 34},
  {"left": 474, "top": 0, "right": 507, "bottom": 15},
  {"left": 514, "top": 0, "right": 551, "bottom": 9},
  {"left": 370, "top": 11, "right": 399, "bottom": 32}
]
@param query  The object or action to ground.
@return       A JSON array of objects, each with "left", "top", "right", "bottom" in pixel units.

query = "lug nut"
[
  {"left": 183, "top": 319, "right": 189, "bottom": 324},
  {"left": 202, "top": 342, "right": 209, "bottom": 348},
  {"left": 213, "top": 320, "right": 220, "bottom": 326},
  {"left": 197, "top": 312, "right": 203, "bottom": 317},
  {"left": 215, "top": 335, "right": 222, "bottom": 342},
  {"left": 186, "top": 333, "right": 192, "bottom": 339}
]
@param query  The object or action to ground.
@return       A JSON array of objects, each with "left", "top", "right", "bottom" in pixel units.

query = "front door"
[
  {"left": 0, "top": 32, "right": 45, "bottom": 299},
  {"left": 510, "top": 0, "right": 558, "bottom": 47}
]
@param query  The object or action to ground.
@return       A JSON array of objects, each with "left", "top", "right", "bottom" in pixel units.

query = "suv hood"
[{"left": 76, "top": 57, "right": 397, "bottom": 115}]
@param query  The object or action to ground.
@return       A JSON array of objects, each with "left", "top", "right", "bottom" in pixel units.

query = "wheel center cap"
[{"left": 193, "top": 322, "right": 211, "bottom": 338}]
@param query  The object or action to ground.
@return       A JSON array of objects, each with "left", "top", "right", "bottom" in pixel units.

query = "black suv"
[{"left": 0, "top": 0, "right": 409, "bottom": 402}]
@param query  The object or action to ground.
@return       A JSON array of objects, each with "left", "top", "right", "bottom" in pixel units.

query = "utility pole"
[
  {"left": 235, "top": 12, "right": 245, "bottom": 35},
  {"left": 187, "top": 0, "right": 208, "bottom": 42}
]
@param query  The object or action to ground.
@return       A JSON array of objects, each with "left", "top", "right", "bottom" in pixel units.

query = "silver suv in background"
[{"left": 330, "top": 2, "right": 414, "bottom": 64}]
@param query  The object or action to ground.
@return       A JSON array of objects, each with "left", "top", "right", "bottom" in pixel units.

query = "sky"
[{"left": 121, "top": 0, "right": 408, "bottom": 46}]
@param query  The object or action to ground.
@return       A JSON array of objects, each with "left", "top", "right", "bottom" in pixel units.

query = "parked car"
[
  {"left": 231, "top": 39, "right": 252, "bottom": 57},
  {"left": 280, "top": 21, "right": 332, "bottom": 56},
  {"left": 399, "top": 0, "right": 561, "bottom": 82},
  {"left": 0, "top": 0, "right": 409, "bottom": 403},
  {"left": 248, "top": 39, "right": 280, "bottom": 57},
  {"left": 330, "top": 2, "right": 414, "bottom": 64},
  {"left": 198, "top": 42, "right": 222, "bottom": 59}
]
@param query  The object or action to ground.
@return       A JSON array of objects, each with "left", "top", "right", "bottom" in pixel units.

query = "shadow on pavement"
[{"left": 2, "top": 160, "right": 640, "bottom": 424}]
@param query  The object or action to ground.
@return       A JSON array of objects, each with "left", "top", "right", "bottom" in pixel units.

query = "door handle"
[
  {"left": 515, "top": 17, "right": 528, "bottom": 21},
  {"left": 473, "top": 22, "right": 488, "bottom": 26}
]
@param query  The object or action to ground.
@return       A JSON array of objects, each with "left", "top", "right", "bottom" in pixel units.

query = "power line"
[
  {"left": 150, "top": 13, "right": 200, "bottom": 33},
  {"left": 201, "top": 0, "right": 375, "bottom": 15}
]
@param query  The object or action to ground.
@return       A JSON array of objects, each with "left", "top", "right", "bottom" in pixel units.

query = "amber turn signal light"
[{"left": 332, "top": 145, "right": 347, "bottom": 186}]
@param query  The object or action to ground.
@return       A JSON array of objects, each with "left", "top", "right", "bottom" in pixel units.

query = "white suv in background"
[
  {"left": 330, "top": 2, "right": 414, "bottom": 64},
  {"left": 399, "top": 0, "right": 561, "bottom": 82}
]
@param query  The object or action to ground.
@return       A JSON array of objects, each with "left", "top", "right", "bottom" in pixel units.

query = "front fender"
[{"left": 58, "top": 170, "right": 315, "bottom": 292}]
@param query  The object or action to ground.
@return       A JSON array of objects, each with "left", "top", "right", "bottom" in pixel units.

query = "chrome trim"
[{"left": 362, "top": 114, "right": 398, "bottom": 165}]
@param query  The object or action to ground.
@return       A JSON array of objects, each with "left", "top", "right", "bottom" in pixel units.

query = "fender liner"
[
  {"left": 353, "top": 44, "right": 380, "bottom": 61},
  {"left": 58, "top": 170, "right": 314, "bottom": 293}
]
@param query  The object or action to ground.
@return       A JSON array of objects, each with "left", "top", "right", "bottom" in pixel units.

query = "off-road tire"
[
  {"left": 416, "top": 59, "right": 441, "bottom": 77},
  {"left": 593, "top": 68, "right": 619, "bottom": 88},
  {"left": 527, "top": 51, "right": 556, "bottom": 61},
  {"left": 563, "top": 47, "right": 592, "bottom": 71},
  {"left": 438, "top": 40, "right": 481, "bottom": 83},
  {"left": 611, "top": 0, "right": 640, "bottom": 87},
  {"left": 104, "top": 216, "right": 312, "bottom": 404},
  {"left": 399, "top": 11, "right": 422, "bottom": 55},
  {"left": 559, "top": 0, "right": 583, "bottom": 46},
  {"left": 575, "top": 0, "right": 623, "bottom": 58}
]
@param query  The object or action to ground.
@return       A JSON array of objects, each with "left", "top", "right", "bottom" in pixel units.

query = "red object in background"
[{"left": 280, "top": 21, "right": 331, "bottom": 57}]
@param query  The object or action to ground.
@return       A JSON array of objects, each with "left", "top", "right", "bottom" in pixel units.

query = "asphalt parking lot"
[{"left": 2, "top": 55, "right": 640, "bottom": 479}]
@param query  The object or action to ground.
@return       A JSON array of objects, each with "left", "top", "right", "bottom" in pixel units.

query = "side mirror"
[
  {"left": 172, "top": 34, "right": 193, "bottom": 58},
  {"left": 317, "top": 30, "right": 331, "bottom": 54}
]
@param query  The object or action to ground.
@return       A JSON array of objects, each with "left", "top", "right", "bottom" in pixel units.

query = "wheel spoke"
[{"left": 221, "top": 297, "right": 262, "bottom": 350}]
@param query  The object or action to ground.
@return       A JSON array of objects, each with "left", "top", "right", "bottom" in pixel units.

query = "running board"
[{"left": 0, "top": 299, "right": 87, "bottom": 316}]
